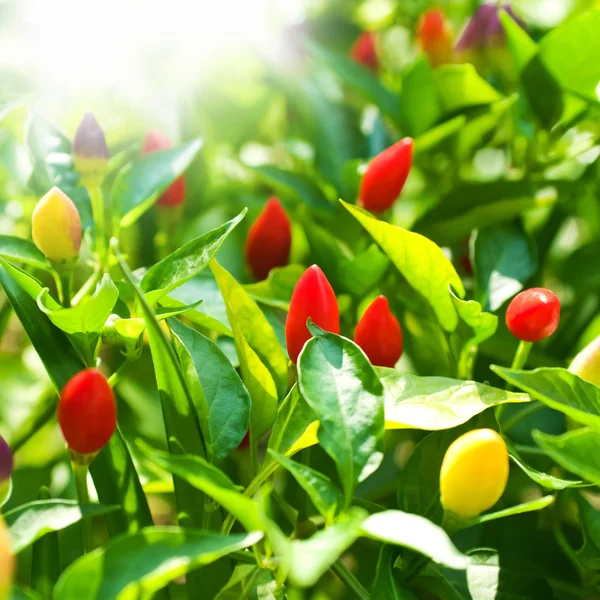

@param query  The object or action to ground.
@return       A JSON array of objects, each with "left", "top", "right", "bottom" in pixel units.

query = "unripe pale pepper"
[
  {"left": 58, "top": 369, "right": 117, "bottom": 458},
  {"left": 72, "top": 111, "right": 109, "bottom": 187},
  {"left": 285, "top": 265, "right": 340, "bottom": 364},
  {"left": 569, "top": 336, "right": 600, "bottom": 387},
  {"left": 31, "top": 187, "right": 82, "bottom": 263},
  {"left": 440, "top": 428, "right": 509, "bottom": 520},
  {"left": 0, "top": 517, "right": 13, "bottom": 600},
  {"left": 417, "top": 8, "right": 454, "bottom": 67},
  {"left": 506, "top": 288, "right": 560, "bottom": 343},
  {"left": 245, "top": 197, "right": 292, "bottom": 281},
  {"left": 354, "top": 295, "right": 403, "bottom": 368},
  {"left": 142, "top": 131, "right": 187, "bottom": 207},
  {"left": 350, "top": 32, "right": 378, "bottom": 71},
  {"left": 359, "top": 138, "right": 413, "bottom": 212}
]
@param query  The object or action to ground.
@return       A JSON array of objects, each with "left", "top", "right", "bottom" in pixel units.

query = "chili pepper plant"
[{"left": 1, "top": 1, "right": 600, "bottom": 598}]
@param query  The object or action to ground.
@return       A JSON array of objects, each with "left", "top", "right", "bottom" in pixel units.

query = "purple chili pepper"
[
  {"left": 0, "top": 437, "right": 12, "bottom": 483},
  {"left": 456, "top": 4, "right": 524, "bottom": 52},
  {"left": 72, "top": 111, "right": 109, "bottom": 161}
]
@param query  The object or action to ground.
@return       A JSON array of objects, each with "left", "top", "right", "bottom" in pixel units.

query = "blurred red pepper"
[
  {"left": 58, "top": 369, "right": 117, "bottom": 456},
  {"left": 142, "top": 131, "right": 187, "bottom": 207},
  {"left": 506, "top": 288, "right": 560, "bottom": 343},
  {"left": 354, "top": 296, "right": 403, "bottom": 368},
  {"left": 350, "top": 32, "right": 378, "bottom": 71},
  {"left": 286, "top": 265, "right": 340, "bottom": 364},
  {"left": 245, "top": 197, "right": 292, "bottom": 281},
  {"left": 359, "top": 138, "right": 413, "bottom": 212},
  {"left": 417, "top": 8, "right": 454, "bottom": 67}
]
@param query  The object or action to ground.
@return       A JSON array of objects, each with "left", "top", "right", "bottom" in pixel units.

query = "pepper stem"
[
  {"left": 72, "top": 461, "right": 92, "bottom": 553},
  {"left": 88, "top": 186, "right": 109, "bottom": 268},
  {"left": 497, "top": 340, "right": 533, "bottom": 420}
]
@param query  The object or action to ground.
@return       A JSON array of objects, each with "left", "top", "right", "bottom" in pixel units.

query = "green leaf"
[
  {"left": 448, "top": 549, "right": 555, "bottom": 600},
  {"left": 434, "top": 65, "right": 502, "bottom": 115},
  {"left": 468, "top": 496, "right": 554, "bottom": 526},
  {"left": 287, "top": 507, "right": 367, "bottom": 587},
  {"left": 337, "top": 244, "right": 390, "bottom": 297},
  {"left": 507, "top": 442, "right": 584, "bottom": 490},
  {"left": 115, "top": 139, "right": 203, "bottom": 227},
  {"left": 533, "top": 428, "right": 600, "bottom": 487},
  {"left": 305, "top": 40, "right": 401, "bottom": 123},
  {"left": 298, "top": 327, "right": 385, "bottom": 505},
  {"left": 414, "top": 116, "right": 466, "bottom": 154},
  {"left": 116, "top": 247, "right": 207, "bottom": 535},
  {"left": 373, "top": 546, "right": 418, "bottom": 600},
  {"left": 342, "top": 200, "right": 464, "bottom": 331},
  {"left": 379, "top": 369, "right": 527, "bottom": 431},
  {"left": 138, "top": 441, "right": 263, "bottom": 532},
  {"left": 211, "top": 260, "right": 281, "bottom": 439},
  {"left": 539, "top": 10, "right": 600, "bottom": 103},
  {"left": 268, "top": 450, "right": 340, "bottom": 524},
  {"left": 37, "top": 274, "right": 118, "bottom": 363},
  {"left": 472, "top": 223, "right": 537, "bottom": 312},
  {"left": 244, "top": 265, "right": 304, "bottom": 311},
  {"left": 214, "top": 565, "right": 260, "bottom": 600},
  {"left": 9, "top": 588, "right": 42, "bottom": 600},
  {"left": 142, "top": 209, "right": 246, "bottom": 303},
  {"left": 5, "top": 500, "right": 118, "bottom": 553},
  {"left": 53, "top": 528, "right": 262, "bottom": 600},
  {"left": 169, "top": 318, "right": 251, "bottom": 462},
  {"left": 265, "top": 385, "right": 318, "bottom": 465},
  {"left": 399, "top": 57, "right": 441, "bottom": 137},
  {"left": 361, "top": 510, "right": 469, "bottom": 570},
  {"left": 576, "top": 493, "right": 600, "bottom": 569},
  {"left": 0, "top": 236, "right": 50, "bottom": 271},
  {"left": 210, "top": 259, "right": 287, "bottom": 394},
  {"left": 492, "top": 366, "right": 600, "bottom": 430},
  {"left": 252, "top": 166, "right": 333, "bottom": 212}
]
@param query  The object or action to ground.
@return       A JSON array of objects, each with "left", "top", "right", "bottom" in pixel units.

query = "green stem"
[
  {"left": 249, "top": 433, "right": 259, "bottom": 481},
  {"left": 73, "top": 462, "right": 93, "bottom": 553},
  {"left": 331, "top": 560, "right": 370, "bottom": 600},
  {"left": 457, "top": 345, "right": 478, "bottom": 380},
  {"left": 497, "top": 340, "right": 533, "bottom": 420},
  {"left": 58, "top": 270, "right": 73, "bottom": 308},
  {"left": 229, "top": 550, "right": 257, "bottom": 565},
  {"left": 553, "top": 522, "right": 584, "bottom": 579},
  {"left": 107, "top": 360, "right": 130, "bottom": 388},
  {"left": 72, "top": 266, "right": 102, "bottom": 306},
  {"left": 513, "top": 444, "right": 547, "bottom": 457},
  {"left": 502, "top": 402, "right": 544, "bottom": 433},
  {"left": 88, "top": 186, "right": 108, "bottom": 267}
]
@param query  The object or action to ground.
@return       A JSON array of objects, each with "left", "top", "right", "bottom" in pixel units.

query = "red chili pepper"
[
  {"left": 286, "top": 265, "right": 340, "bottom": 364},
  {"left": 359, "top": 138, "right": 414, "bottom": 212},
  {"left": 237, "top": 431, "right": 250, "bottom": 450},
  {"left": 350, "top": 32, "right": 378, "bottom": 71},
  {"left": 0, "top": 437, "right": 12, "bottom": 484},
  {"left": 245, "top": 197, "right": 292, "bottom": 281},
  {"left": 354, "top": 296, "right": 403, "bottom": 367},
  {"left": 58, "top": 369, "right": 117, "bottom": 455},
  {"left": 506, "top": 288, "right": 560, "bottom": 343},
  {"left": 417, "top": 8, "right": 454, "bottom": 67},
  {"left": 142, "top": 131, "right": 187, "bottom": 207}
]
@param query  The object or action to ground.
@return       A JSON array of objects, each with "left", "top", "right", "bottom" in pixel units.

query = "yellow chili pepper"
[{"left": 0, "top": 517, "right": 13, "bottom": 600}]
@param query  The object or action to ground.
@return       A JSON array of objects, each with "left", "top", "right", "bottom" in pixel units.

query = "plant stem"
[
  {"left": 58, "top": 270, "right": 73, "bottom": 308},
  {"left": 108, "top": 360, "right": 130, "bottom": 388},
  {"left": 229, "top": 550, "right": 257, "bottom": 565},
  {"left": 502, "top": 401, "right": 544, "bottom": 433},
  {"left": 553, "top": 522, "right": 584, "bottom": 579},
  {"left": 497, "top": 340, "right": 533, "bottom": 420},
  {"left": 331, "top": 560, "right": 370, "bottom": 600},
  {"left": 72, "top": 266, "right": 102, "bottom": 306},
  {"left": 88, "top": 186, "right": 108, "bottom": 267},
  {"left": 72, "top": 462, "right": 93, "bottom": 553}
]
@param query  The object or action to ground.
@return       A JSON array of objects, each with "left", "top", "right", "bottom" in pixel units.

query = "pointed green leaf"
[
  {"left": 54, "top": 528, "right": 262, "bottom": 600},
  {"left": 492, "top": 366, "right": 600, "bottom": 430},
  {"left": 361, "top": 510, "right": 469, "bottom": 570},
  {"left": 0, "top": 236, "right": 50, "bottom": 271},
  {"left": 342, "top": 200, "right": 464, "bottom": 331},
  {"left": 138, "top": 441, "right": 263, "bottom": 532},
  {"left": 116, "top": 139, "right": 203, "bottom": 227},
  {"left": 169, "top": 318, "right": 251, "bottom": 462},
  {"left": 141, "top": 209, "right": 246, "bottom": 302},
  {"left": 268, "top": 450, "right": 340, "bottom": 524},
  {"left": 298, "top": 327, "right": 384, "bottom": 505},
  {"left": 244, "top": 265, "right": 304, "bottom": 311},
  {"left": 379, "top": 369, "right": 527, "bottom": 431},
  {"left": 468, "top": 496, "right": 554, "bottom": 526},
  {"left": 5, "top": 500, "right": 119, "bottom": 553},
  {"left": 373, "top": 546, "right": 418, "bottom": 600}
]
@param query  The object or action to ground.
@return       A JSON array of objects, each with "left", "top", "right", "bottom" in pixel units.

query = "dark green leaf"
[
  {"left": 0, "top": 236, "right": 49, "bottom": 271},
  {"left": 298, "top": 327, "right": 385, "bottom": 505},
  {"left": 53, "top": 528, "right": 262, "bottom": 600},
  {"left": 472, "top": 223, "right": 537, "bottom": 312},
  {"left": 169, "top": 318, "right": 251, "bottom": 462},
  {"left": 576, "top": 493, "right": 600, "bottom": 569},
  {"left": 373, "top": 546, "right": 418, "bottom": 600}
]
